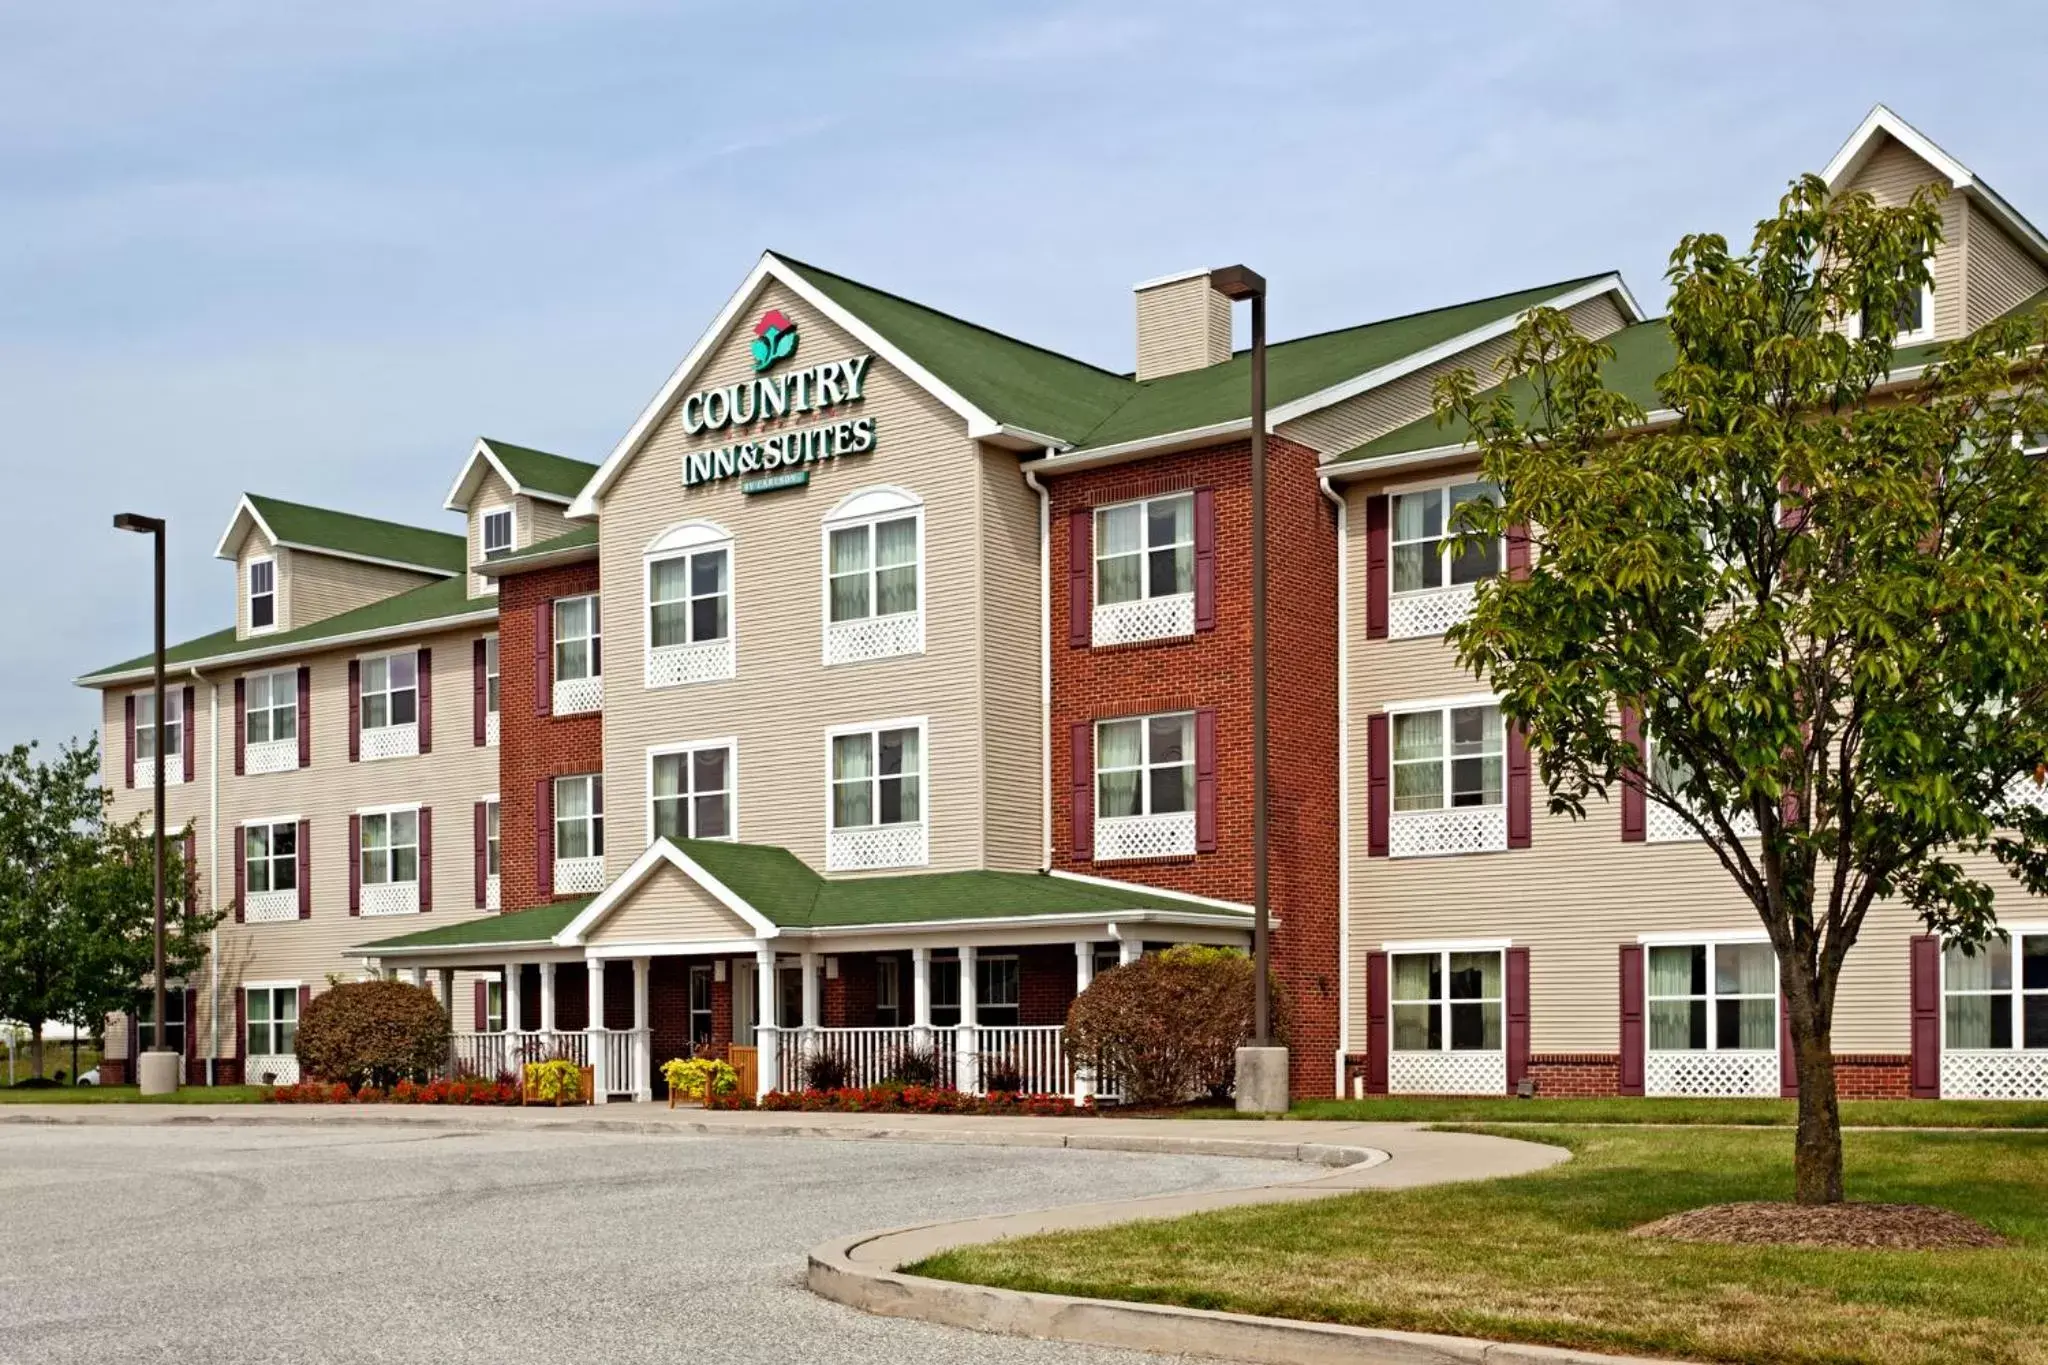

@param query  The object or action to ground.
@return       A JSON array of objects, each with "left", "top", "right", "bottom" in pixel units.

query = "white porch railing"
[
  {"left": 773, "top": 1024, "right": 1096, "bottom": 1100},
  {"left": 450, "top": 1028, "right": 649, "bottom": 1102}
]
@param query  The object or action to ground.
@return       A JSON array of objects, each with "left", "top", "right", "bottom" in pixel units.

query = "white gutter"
[
  {"left": 1022, "top": 462, "right": 1053, "bottom": 870},
  {"left": 475, "top": 543, "right": 600, "bottom": 579},
  {"left": 76, "top": 606, "right": 500, "bottom": 689},
  {"left": 1024, "top": 418, "right": 1254, "bottom": 476},
  {"left": 1318, "top": 475, "right": 1350, "bottom": 1097}
]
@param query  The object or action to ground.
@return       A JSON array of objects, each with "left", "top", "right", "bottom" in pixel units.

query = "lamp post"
[
  {"left": 114, "top": 512, "right": 175, "bottom": 1096},
  {"left": 1210, "top": 266, "right": 1288, "bottom": 1112}
]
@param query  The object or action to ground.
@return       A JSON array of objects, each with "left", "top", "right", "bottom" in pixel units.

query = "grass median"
[
  {"left": 1243, "top": 1096, "right": 2048, "bottom": 1128},
  {"left": 915, "top": 1126, "right": 2048, "bottom": 1364},
  {"left": 0, "top": 1084, "right": 269, "bottom": 1104}
]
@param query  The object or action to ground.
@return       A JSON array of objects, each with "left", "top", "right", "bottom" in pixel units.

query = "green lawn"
[
  {"left": 0, "top": 1084, "right": 269, "bottom": 1104},
  {"left": 1266, "top": 1096, "right": 2048, "bottom": 1128},
  {"left": 918, "top": 1127, "right": 2048, "bottom": 1365}
]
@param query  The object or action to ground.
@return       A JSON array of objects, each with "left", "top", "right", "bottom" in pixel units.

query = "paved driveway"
[{"left": 0, "top": 1122, "right": 1296, "bottom": 1364}]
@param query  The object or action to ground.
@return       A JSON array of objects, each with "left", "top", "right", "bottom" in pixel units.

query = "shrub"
[
  {"left": 1065, "top": 944, "right": 1285, "bottom": 1107},
  {"left": 294, "top": 980, "right": 451, "bottom": 1089},
  {"left": 979, "top": 1055, "right": 1024, "bottom": 1095},
  {"left": 266, "top": 1077, "right": 517, "bottom": 1105},
  {"left": 525, "top": 1058, "right": 583, "bottom": 1105},
  {"left": 881, "top": 1044, "right": 946, "bottom": 1088},
  {"left": 798, "top": 1049, "right": 850, "bottom": 1092},
  {"left": 662, "top": 1056, "right": 739, "bottom": 1102}
]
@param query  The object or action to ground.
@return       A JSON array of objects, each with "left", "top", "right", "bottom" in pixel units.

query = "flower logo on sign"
[{"left": 750, "top": 309, "right": 799, "bottom": 372}]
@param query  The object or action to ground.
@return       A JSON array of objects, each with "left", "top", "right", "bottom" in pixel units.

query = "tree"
[
  {"left": 1436, "top": 175, "right": 2048, "bottom": 1204},
  {"left": 0, "top": 738, "right": 218, "bottom": 1079}
]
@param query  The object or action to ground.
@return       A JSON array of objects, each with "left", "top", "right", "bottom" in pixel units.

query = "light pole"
[
  {"left": 1210, "top": 265, "right": 1288, "bottom": 1112},
  {"left": 114, "top": 512, "right": 175, "bottom": 1095}
]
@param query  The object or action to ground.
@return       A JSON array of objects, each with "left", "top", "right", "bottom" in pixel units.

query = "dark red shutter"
[
  {"left": 1069, "top": 724, "right": 1093, "bottom": 860},
  {"left": 296, "top": 666, "right": 312, "bottom": 769},
  {"left": 1506, "top": 522, "right": 1531, "bottom": 580},
  {"left": 124, "top": 695, "right": 136, "bottom": 788},
  {"left": 535, "top": 778, "right": 554, "bottom": 898},
  {"left": 183, "top": 831, "right": 196, "bottom": 914},
  {"left": 1066, "top": 510, "right": 1091, "bottom": 648},
  {"left": 473, "top": 980, "right": 488, "bottom": 1031},
  {"left": 534, "top": 602, "right": 553, "bottom": 717},
  {"left": 297, "top": 819, "right": 312, "bottom": 919},
  {"left": 298, "top": 985, "right": 312, "bottom": 1024},
  {"left": 1365, "top": 494, "right": 1390, "bottom": 640},
  {"left": 347, "top": 661, "right": 361, "bottom": 762},
  {"left": 1507, "top": 946, "right": 1531, "bottom": 1092},
  {"left": 1195, "top": 707, "right": 1218, "bottom": 853},
  {"left": 1366, "top": 950, "right": 1389, "bottom": 1095},
  {"left": 1779, "top": 995, "right": 1799, "bottom": 1098},
  {"left": 1619, "top": 705, "right": 1646, "bottom": 842},
  {"left": 1507, "top": 725, "right": 1532, "bottom": 849},
  {"left": 233, "top": 990, "right": 245, "bottom": 1068},
  {"left": 1367, "top": 713, "right": 1390, "bottom": 858},
  {"left": 1909, "top": 935, "right": 1941, "bottom": 1099},
  {"left": 416, "top": 647, "right": 433, "bottom": 753},
  {"left": 1193, "top": 488, "right": 1217, "bottom": 631},
  {"left": 417, "top": 806, "right": 433, "bottom": 913},
  {"left": 1618, "top": 944, "right": 1645, "bottom": 1096},
  {"left": 181, "top": 685, "right": 196, "bottom": 783},
  {"left": 473, "top": 638, "right": 488, "bottom": 746},
  {"left": 232, "top": 825, "right": 245, "bottom": 922},
  {"left": 474, "top": 801, "right": 489, "bottom": 909},
  {"left": 185, "top": 987, "right": 198, "bottom": 1072},
  {"left": 347, "top": 815, "right": 361, "bottom": 915},
  {"left": 233, "top": 677, "right": 246, "bottom": 776}
]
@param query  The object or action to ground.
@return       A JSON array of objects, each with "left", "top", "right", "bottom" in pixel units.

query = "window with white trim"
[
  {"left": 483, "top": 635, "right": 500, "bottom": 718},
  {"left": 481, "top": 507, "right": 514, "bottom": 561},
  {"left": 830, "top": 725, "right": 922, "bottom": 830},
  {"left": 135, "top": 690, "right": 184, "bottom": 765},
  {"left": 1944, "top": 935, "right": 2048, "bottom": 1050},
  {"left": 1855, "top": 271, "right": 1935, "bottom": 345},
  {"left": 930, "top": 956, "right": 961, "bottom": 1028},
  {"left": 554, "top": 595, "right": 601, "bottom": 682},
  {"left": 1647, "top": 942, "right": 1776, "bottom": 1051},
  {"left": 1392, "top": 704, "right": 1502, "bottom": 811},
  {"left": 554, "top": 775, "right": 605, "bottom": 860},
  {"left": 245, "top": 986, "right": 298, "bottom": 1056},
  {"left": 486, "top": 800, "right": 501, "bottom": 878},
  {"left": 133, "top": 990, "right": 187, "bottom": 1056},
  {"left": 248, "top": 558, "right": 276, "bottom": 631},
  {"left": 1095, "top": 493, "right": 1192, "bottom": 606},
  {"left": 359, "top": 653, "right": 418, "bottom": 731},
  {"left": 1391, "top": 949, "right": 1502, "bottom": 1052},
  {"left": 689, "top": 964, "right": 714, "bottom": 1044},
  {"left": 976, "top": 955, "right": 1020, "bottom": 1026},
  {"left": 652, "top": 743, "right": 733, "bottom": 842},
  {"left": 828, "top": 513, "right": 919, "bottom": 624},
  {"left": 1391, "top": 480, "right": 1501, "bottom": 595},
  {"left": 360, "top": 809, "right": 420, "bottom": 887},
  {"left": 649, "top": 545, "right": 729, "bottom": 648},
  {"left": 876, "top": 958, "right": 901, "bottom": 1026},
  {"left": 484, "top": 980, "right": 505, "bottom": 1033},
  {"left": 1096, "top": 714, "right": 1193, "bottom": 818},
  {"left": 245, "top": 670, "right": 298, "bottom": 747},
  {"left": 244, "top": 821, "right": 298, "bottom": 895}
]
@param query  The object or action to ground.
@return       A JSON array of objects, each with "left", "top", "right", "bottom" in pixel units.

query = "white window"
[
  {"left": 554, "top": 775, "right": 604, "bottom": 861},
  {"left": 481, "top": 507, "right": 515, "bottom": 561},
  {"left": 360, "top": 653, "right": 418, "bottom": 731},
  {"left": 483, "top": 635, "right": 500, "bottom": 744},
  {"left": 1096, "top": 493, "right": 1192, "bottom": 606},
  {"left": 1388, "top": 478, "right": 1500, "bottom": 638},
  {"left": 822, "top": 490, "right": 924, "bottom": 666},
  {"left": 484, "top": 980, "right": 506, "bottom": 1033},
  {"left": 1855, "top": 273, "right": 1936, "bottom": 346},
  {"left": 876, "top": 958, "right": 901, "bottom": 1025},
  {"left": 248, "top": 558, "right": 277, "bottom": 631},
  {"left": 360, "top": 809, "right": 420, "bottom": 887},
  {"left": 243, "top": 671, "right": 299, "bottom": 775},
  {"left": 1647, "top": 942, "right": 1776, "bottom": 1051},
  {"left": 976, "top": 955, "right": 1020, "bottom": 1026},
  {"left": 649, "top": 546, "right": 730, "bottom": 649},
  {"left": 827, "top": 720, "right": 927, "bottom": 871},
  {"left": 554, "top": 597, "right": 601, "bottom": 682},
  {"left": 1944, "top": 935, "right": 2048, "bottom": 1051},
  {"left": 245, "top": 986, "right": 298, "bottom": 1057},
  {"left": 244, "top": 821, "right": 298, "bottom": 894},
  {"left": 135, "top": 690, "right": 184, "bottom": 767},
  {"left": 651, "top": 742, "right": 734, "bottom": 842},
  {"left": 1094, "top": 713, "right": 1197, "bottom": 861},
  {"left": 486, "top": 800, "right": 501, "bottom": 878},
  {"left": 1392, "top": 949, "right": 1503, "bottom": 1053},
  {"left": 1392, "top": 703, "right": 1503, "bottom": 811},
  {"left": 689, "top": 965, "right": 714, "bottom": 1044}
]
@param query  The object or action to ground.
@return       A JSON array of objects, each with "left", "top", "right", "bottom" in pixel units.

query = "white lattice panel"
[
  {"left": 486, "top": 711, "right": 500, "bottom": 747},
  {"left": 360, "top": 881, "right": 420, "bottom": 916},
  {"left": 1389, "top": 1050, "right": 1506, "bottom": 1095},
  {"left": 360, "top": 723, "right": 419, "bottom": 761},
  {"left": 246, "top": 738, "right": 298, "bottom": 774},
  {"left": 1389, "top": 806, "right": 1508, "bottom": 858},
  {"left": 2004, "top": 771, "right": 2048, "bottom": 813},
  {"left": 1646, "top": 1049, "right": 1779, "bottom": 1096},
  {"left": 553, "top": 676, "right": 604, "bottom": 714},
  {"left": 486, "top": 874, "right": 502, "bottom": 911},
  {"left": 826, "top": 611, "right": 924, "bottom": 666},
  {"left": 134, "top": 758, "right": 184, "bottom": 787},
  {"left": 1647, "top": 802, "right": 1757, "bottom": 843},
  {"left": 246, "top": 1054, "right": 300, "bottom": 1086},
  {"left": 1388, "top": 582, "right": 1478, "bottom": 640},
  {"left": 645, "top": 639, "right": 734, "bottom": 688},
  {"left": 1092, "top": 593, "right": 1194, "bottom": 647},
  {"left": 245, "top": 888, "right": 298, "bottom": 923},
  {"left": 827, "top": 823, "right": 928, "bottom": 871},
  {"left": 1095, "top": 811, "right": 1197, "bottom": 862},
  {"left": 1943, "top": 1049, "right": 2048, "bottom": 1099},
  {"left": 554, "top": 856, "right": 607, "bottom": 894}
]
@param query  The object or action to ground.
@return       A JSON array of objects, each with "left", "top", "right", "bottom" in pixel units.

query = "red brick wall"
[
  {"left": 1046, "top": 436, "right": 1342, "bottom": 1096},
  {"left": 498, "top": 559, "right": 603, "bottom": 911},
  {"left": 1019, "top": 945, "right": 1078, "bottom": 1026},
  {"left": 1836, "top": 1054, "right": 1911, "bottom": 1099},
  {"left": 1528, "top": 1054, "right": 1620, "bottom": 1098}
]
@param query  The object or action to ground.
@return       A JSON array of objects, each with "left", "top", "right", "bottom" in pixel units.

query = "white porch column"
[
  {"left": 799, "top": 950, "right": 820, "bottom": 1079},
  {"left": 755, "top": 945, "right": 779, "bottom": 1098},
  {"left": 956, "top": 945, "right": 979, "bottom": 1093},
  {"left": 1119, "top": 935, "right": 1143, "bottom": 966},
  {"left": 1073, "top": 941, "right": 1096, "bottom": 1104},
  {"left": 504, "top": 964, "right": 523, "bottom": 1034},
  {"left": 910, "top": 946, "right": 932, "bottom": 1048},
  {"left": 539, "top": 961, "right": 557, "bottom": 1035},
  {"left": 437, "top": 969, "right": 456, "bottom": 1075},
  {"left": 587, "top": 959, "right": 608, "bottom": 1105},
  {"left": 631, "top": 957, "right": 651, "bottom": 1102},
  {"left": 406, "top": 966, "right": 425, "bottom": 989}
]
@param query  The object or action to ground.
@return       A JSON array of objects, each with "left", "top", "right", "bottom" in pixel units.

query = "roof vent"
[{"left": 1133, "top": 269, "right": 1232, "bottom": 381}]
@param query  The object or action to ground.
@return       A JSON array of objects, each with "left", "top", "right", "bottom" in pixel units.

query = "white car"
[{"left": 75, "top": 1068, "right": 99, "bottom": 1087}]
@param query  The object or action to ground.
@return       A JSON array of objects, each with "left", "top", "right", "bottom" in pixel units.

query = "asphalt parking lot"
[{"left": 0, "top": 1121, "right": 1292, "bottom": 1364}]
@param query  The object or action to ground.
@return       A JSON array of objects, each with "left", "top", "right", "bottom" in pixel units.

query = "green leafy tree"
[
  {"left": 1437, "top": 176, "right": 2048, "bottom": 1204},
  {"left": 0, "top": 738, "right": 218, "bottom": 1079}
]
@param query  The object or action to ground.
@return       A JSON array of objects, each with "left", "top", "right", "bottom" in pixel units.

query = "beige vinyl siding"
[
  {"left": 1963, "top": 200, "right": 2048, "bottom": 332},
  {"left": 585, "top": 865, "right": 752, "bottom": 945},
  {"left": 1134, "top": 275, "right": 1232, "bottom": 381},
  {"left": 103, "top": 683, "right": 215, "bottom": 912},
  {"left": 523, "top": 496, "right": 576, "bottom": 548},
  {"left": 1337, "top": 473, "right": 2024, "bottom": 1057},
  {"left": 290, "top": 553, "right": 439, "bottom": 628},
  {"left": 597, "top": 279, "right": 996, "bottom": 878},
  {"left": 1279, "top": 293, "right": 1630, "bottom": 456},
  {"left": 1842, "top": 135, "right": 1966, "bottom": 341},
  {"left": 976, "top": 443, "right": 1046, "bottom": 871}
]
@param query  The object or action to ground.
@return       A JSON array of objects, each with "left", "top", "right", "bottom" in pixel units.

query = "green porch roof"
[
  {"left": 479, "top": 438, "right": 598, "bottom": 500},
  {"left": 353, "top": 898, "right": 594, "bottom": 953},
  {"left": 246, "top": 494, "right": 467, "bottom": 575},
  {"left": 476, "top": 523, "right": 598, "bottom": 575}
]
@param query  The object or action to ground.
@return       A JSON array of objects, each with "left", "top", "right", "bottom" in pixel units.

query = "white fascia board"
[
  {"left": 442, "top": 440, "right": 515, "bottom": 512},
  {"left": 551, "top": 838, "right": 778, "bottom": 946},
  {"left": 345, "top": 941, "right": 579, "bottom": 963},
  {"left": 568, "top": 253, "right": 1002, "bottom": 518},
  {"left": 474, "top": 542, "right": 600, "bottom": 579},
  {"left": 1822, "top": 104, "right": 2048, "bottom": 268},
  {"left": 778, "top": 908, "right": 1260, "bottom": 943},
  {"left": 1024, "top": 418, "right": 1253, "bottom": 475},
  {"left": 74, "top": 607, "right": 499, "bottom": 688},
  {"left": 213, "top": 496, "right": 278, "bottom": 562},
  {"left": 585, "top": 938, "right": 760, "bottom": 961},
  {"left": 1044, "top": 867, "right": 1254, "bottom": 914}
]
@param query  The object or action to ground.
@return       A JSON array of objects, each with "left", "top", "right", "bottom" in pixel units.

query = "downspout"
[
  {"left": 1022, "top": 463, "right": 1053, "bottom": 870},
  {"left": 1318, "top": 476, "right": 1350, "bottom": 1098}
]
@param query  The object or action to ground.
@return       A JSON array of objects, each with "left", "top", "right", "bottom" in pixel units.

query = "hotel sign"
[{"left": 679, "top": 310, "right": 876, "bottom": 491}]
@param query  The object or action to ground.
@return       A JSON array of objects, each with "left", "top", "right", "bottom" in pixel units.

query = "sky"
[{"left": 4, "top": 1, "right": 2043, "bottom": 751}]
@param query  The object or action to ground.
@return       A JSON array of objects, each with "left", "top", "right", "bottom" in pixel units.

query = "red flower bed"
[
  {"left": 757, "top": 1084, "right": 1092, "bottom": 1116},
  {"left": 266, "top": 1077, "right": 520, "bottom": 1105}
]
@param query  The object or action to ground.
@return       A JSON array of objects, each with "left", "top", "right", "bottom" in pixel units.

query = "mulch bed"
[{"left": 1631, "top": 1201, "right": 2007, "bottom": 1250}]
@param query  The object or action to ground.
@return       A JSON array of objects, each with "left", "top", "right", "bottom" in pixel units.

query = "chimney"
[{"left": 1133, "top": 269, "right": 1233, "bottom": 381}]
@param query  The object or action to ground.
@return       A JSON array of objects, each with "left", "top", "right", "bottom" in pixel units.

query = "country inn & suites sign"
[{"left": 679, "top": 309, "right": 877, "bottom": 494}]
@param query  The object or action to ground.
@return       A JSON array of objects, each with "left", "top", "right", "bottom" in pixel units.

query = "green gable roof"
[
  {"left": 353, "top": 898, "right": 594, "bottom": 953},
  {"left": 247, "top": 494, "right": 466, "bottom": 576},
  {"left": 480, "top": 439, "right": 598, "bottom": 501},
  {"left": 476, "top": 523, "right": 597, "bottom": 576}
]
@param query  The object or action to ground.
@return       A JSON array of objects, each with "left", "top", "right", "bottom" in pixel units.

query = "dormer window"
[
  {"left": 1852, "top": 270, "right": 1935, "bottom": 346},
  {"left": 249, "top": 558, "right": 276, "bottom": 631},
  {"left": 481, "top": 507, "right": 514, "bottom": 561}
]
